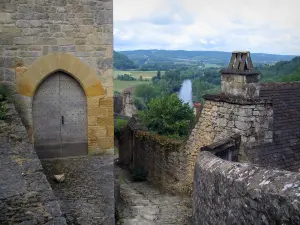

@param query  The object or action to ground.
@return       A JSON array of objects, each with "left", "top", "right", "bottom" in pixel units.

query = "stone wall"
[
  {"left": 0, "top": 0, "right": 114, "bottom": 153},
  {"left": 118, "top": 128, "right": 191, "bottom": 195},
  {"left": 0, "top": 102, "right": 66, "bottom": 224},
  {"left": 193, "top": 151, "right": 300, "bottom": 224},
  {"left": 183, "top": 94, "right": 273, "bottom": 191}
]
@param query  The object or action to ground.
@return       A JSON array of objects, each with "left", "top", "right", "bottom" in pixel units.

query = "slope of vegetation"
[
  {"left": 260, "top": 56, "right": 300, "bottom": 82},
  {"left": 119, "top": 50, "right": 296, "bottom": 69},
  {"left": 113, "top": 51, "right": 137, "bottom": 70}
]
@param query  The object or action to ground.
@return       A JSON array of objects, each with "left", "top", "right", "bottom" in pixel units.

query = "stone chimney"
[
  {"left": 220, "top": 51, "right": 260, "bottom": 100},
  {"left": 121, "top": 91, "right": 137, "bottom": 117}
]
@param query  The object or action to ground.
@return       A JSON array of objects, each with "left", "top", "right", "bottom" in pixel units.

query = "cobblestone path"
[
  {"left": 115, "top": 166, "right": 192, "bottom": 225},
  {"left": 41, "top": 155, "right": 114, "bottom": 225}
]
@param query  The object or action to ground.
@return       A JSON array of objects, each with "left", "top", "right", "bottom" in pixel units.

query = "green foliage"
[
  {"left": 113, "top": 51, "right": 137, "bottom": 70},
  {"left": 0, "top": 85, "right": 10, "bottom": 120},
  {"left": 139, "top": 93, "right": 195, "bottom": 137},
  {"left": 260, "top": 57, "right": 300, "bottom": 82},
  {"left": 134, "top": 84, "right": 159, "bottom": 105},
  {"left": 114, "top": 118, "right": 128, "bottom": 137},
  {"left": 116, "top": 74, "right": 136, "bottom": 81},
  {"left": 280, "top": 68, "right": 300, "bottom": 82},
  {"left": 192, "top": 79, "right": 221, "bottom": 103},
  {"left": 133, "top": 97, "right": 147, "bottom": 111}
]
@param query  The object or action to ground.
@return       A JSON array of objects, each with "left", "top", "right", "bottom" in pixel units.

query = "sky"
[{"left": 113, "top": 0, "right": 300, "bottom": 55}]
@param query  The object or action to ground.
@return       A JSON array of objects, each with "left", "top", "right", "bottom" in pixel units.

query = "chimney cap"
[
  {"left": 220, "top": 51, "right": 260, "bottom": 75},
  {"left": 232, "top": 51, "right": 250, "bottom": 54}
]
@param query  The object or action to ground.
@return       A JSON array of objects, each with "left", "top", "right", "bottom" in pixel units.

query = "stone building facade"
[
  {"left": 0, "top": 0, "right": 113, "bottom": 157},
  {"left": 184, "top": 51, "right": 274, "bottom": 189}
]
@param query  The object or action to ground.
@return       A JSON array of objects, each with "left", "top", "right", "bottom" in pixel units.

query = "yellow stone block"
[
  {"left": 58, "top": 53, "right": 75, "bottom": 72},
  {"left": 99, "top": 98, "right": 113, "bottom": 107},
  {"left": 105, "top": 87, "right": 113, "bottom": 97},
  {"left": 107, "top": 106, "right": 113, "bottom": 115},
  {"left": 97, "top": 117, "right": 113, "bottom": 126},
  {"left": 96, "top": 127, "right": 107, "bottom": 138},
  {"left": 85, "top": 83, "right": 105, "bottom": 97},
  {"left": 16, "top": 79, "right": 34, "bottom": 96},
  {"left": 96, "top": 137, "right": 114, "bottom": 149},
  {"left": 88, "top": 116, "right": 97, "bottom": 125},
  {"left": 106, "top": 126, "right": 114, "bottom": 137},
  {"left": 15, "top": 67, "right": 27, "bottom": 78},
  {"left": 82, "top": 73, "right": 102, "bottom": 89}
]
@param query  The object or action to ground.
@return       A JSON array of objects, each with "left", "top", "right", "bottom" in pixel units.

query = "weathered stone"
[
  {"left": 193, "top": 151, "right": 300, "bottom": 225},
  {"left": 53, "top": 174, "right": 65, "bottom": 183},
  {"left": 95, "top": 10, "right": 113, "bottom": 25},
  {"left": 0, "top": 102, "right": 66, "bottom": 224}
]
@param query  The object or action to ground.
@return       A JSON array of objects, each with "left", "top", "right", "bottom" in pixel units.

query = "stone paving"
[
  {"left": 41, "top": 155, "right": 114, "bottom": 225},
  {"left": 115, "top": 166, "right": 192, "bottom": 225}
]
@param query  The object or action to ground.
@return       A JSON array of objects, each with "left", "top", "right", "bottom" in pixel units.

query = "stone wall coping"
[
  {"left": 200, "top": 134, "right": 241, "bottom": 155},
  {"left": 196, "top": 151, "right": 300, "bottom": 198},
  {"left": 203, "top": 93, "right": 272, "bottom": 105},
  {"left": 220, "top": 68, "right": 260, "bottom": 75}
]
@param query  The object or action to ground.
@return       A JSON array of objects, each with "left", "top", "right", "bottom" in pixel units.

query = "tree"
[
  {"left": 139, "top": 93, "right": 195, "bottom": 137},
  {"left": 134, "top": 84, "right": 158, "bottom": 104},
  {"left": 113, "top": 51, "right": 137, "bottom": 70},
  {"left": 157, "top": 70, "right": 161, "bottom": 79}
]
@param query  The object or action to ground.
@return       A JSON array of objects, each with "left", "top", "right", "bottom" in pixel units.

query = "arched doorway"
[{"left": 33, "top": 71, "right": 88, "bottom": 158}]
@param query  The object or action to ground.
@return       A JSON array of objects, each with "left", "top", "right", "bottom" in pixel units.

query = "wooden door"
[{"left": 33, "top": 71, "right": 88, "bottom": 158}]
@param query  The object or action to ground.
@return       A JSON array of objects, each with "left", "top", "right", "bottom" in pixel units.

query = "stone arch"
[
  {"left": 16, "top": 53, "right": 105, "bottom": 97},
  {"left": 15, "top": 53, "right": 113, "bottom": 156}
]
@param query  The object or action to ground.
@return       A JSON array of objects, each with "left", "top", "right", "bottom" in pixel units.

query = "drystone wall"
[
  {"left": 193, "top": 151, "right": 300, "bottom": 225},
  {"left": 0, "top": 102, "right": 66, "bottom": 224},
  {"left": 183, "top": 95, "right": 273, "bottom": 190},
  {"left": 0, "top": 0, "right": 114, "bottom": 152},
  {"left": 118, "top": 129, "right": 192, "bottom": 195}
]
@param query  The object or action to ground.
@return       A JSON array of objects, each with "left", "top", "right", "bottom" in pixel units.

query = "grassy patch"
[
  {"left": 114, "top": 80, "right": 151, "bottom": 92},
  {"left": 114, "top": 70, "right": 164, "bottom": 80},
  {"left": 204, "top": 63, "right": 222, "bottom": 68}
]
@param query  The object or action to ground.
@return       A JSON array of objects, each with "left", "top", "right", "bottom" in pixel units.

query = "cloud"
[{"left": 114, "top": 0, "right": 300, "bottom": 54}]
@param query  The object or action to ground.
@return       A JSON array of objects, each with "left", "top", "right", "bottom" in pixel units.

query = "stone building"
[
  {"left": 192, "top": 52, "right": 300, "bottom": 223},
  {"left": 0, "top": 0, "right": 113, "bottom": 158}
]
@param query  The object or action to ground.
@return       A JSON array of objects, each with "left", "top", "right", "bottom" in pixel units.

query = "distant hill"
[
  {"left": 260, "top": 56, "right": 300, "bottom": 82},
  {"left": 118, "top": 50, "right": 297, "bottom": 68},
  {"left": 113, "top": 51, "right": 137, "bottom": 70}
]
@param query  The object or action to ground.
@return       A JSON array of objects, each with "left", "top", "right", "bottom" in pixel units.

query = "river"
[{"left": 178, "top": 79, "right": 193, "bottom": 107}]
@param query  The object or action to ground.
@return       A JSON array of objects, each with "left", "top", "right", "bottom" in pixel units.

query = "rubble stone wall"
[{"left": 193, "top": 151, "right": 300, "bottom": 225}]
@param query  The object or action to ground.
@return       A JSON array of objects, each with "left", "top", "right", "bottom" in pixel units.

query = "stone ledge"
[
  {"left": 203, "top": 93, "right": 272, "bottom": 105},
  {"left": 220, "top": 68, "right": 260, "bottom": 75},
  {"left": 200, "top": 134, "right": 240, "bottom": 158}
]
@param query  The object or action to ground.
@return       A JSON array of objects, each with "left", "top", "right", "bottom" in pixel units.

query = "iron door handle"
[{"left": 62, "top": 116, "right": 64, "bottom": 125}]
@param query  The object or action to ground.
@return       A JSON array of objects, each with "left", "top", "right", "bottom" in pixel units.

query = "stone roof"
[{"left": 246, "top": 82, "right": 300, "bottom": 171}]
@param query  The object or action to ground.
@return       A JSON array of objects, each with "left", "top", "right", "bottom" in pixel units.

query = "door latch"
[{"left": 62, "top": 116, "right": 64, "bottom": 125}]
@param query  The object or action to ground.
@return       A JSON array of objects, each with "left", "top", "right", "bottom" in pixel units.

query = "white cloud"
[{"left": 113, "top": 0, "right": 300, "bottom": 54}]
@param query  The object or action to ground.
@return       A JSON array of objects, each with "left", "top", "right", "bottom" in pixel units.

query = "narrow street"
[
  {"left": 115, "top": 166, "right": 192, "bottom": 225},
  {"left": 42, "top": 155, "right": 115, "bottom": 225}
]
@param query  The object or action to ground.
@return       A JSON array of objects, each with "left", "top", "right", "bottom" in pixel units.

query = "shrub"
[
  {"left": 134, "top": 97, "right": 147, "bottom": 111},
  {"left": 0, "top": 85, "right": 10, "bottom": 120},
  {"left": 139, "top": 93, "right": 195, "bottom": 137},
  {"left": 114, "top": 118, "right": 128, "bottom": 137}
]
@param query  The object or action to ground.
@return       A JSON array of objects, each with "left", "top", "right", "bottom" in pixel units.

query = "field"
[
  {"left": 114, "top": 70, "right": 164, "bottom": 80},
  {"left": 114, "top": 70, "right": 162, "bottom": 93},
  {"left": 204, "top": 63, "right": 223, "bottom": 68},
  {"left": 114, "top": 79, "right": 151, "bottom": 92}
]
